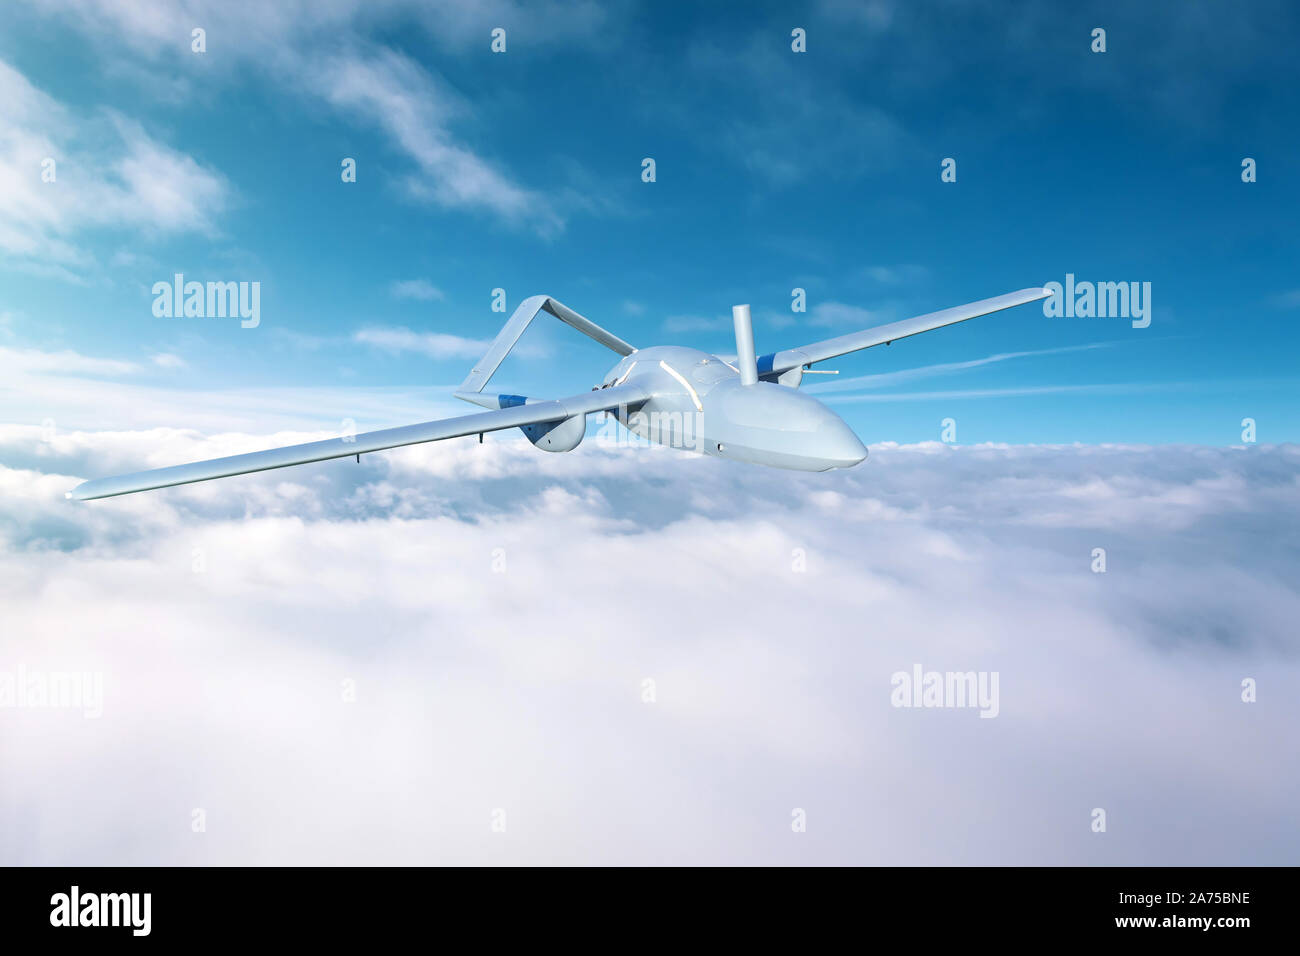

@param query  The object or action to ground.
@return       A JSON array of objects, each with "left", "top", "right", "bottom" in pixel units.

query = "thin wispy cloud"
[
  {"left": 807, "top": 342, "right": 1118, "bottom": 393},
  {"left": 0, "top": 59, "right": 230, "bottom": 281},
  {"left": 389, "top": 279, "right": 444, "bottom": 302},
  {"left": 662, "top": 313, "right": 732, "bottom": 334},
  {"left": 765, "top": 299, "right": 902, "bottom": 331},
  {"left": 0, "top": 345, "right": 140, "bottom": 377},
  {"left": 149, "top": 352, "right": 187, "bottom": 369},
  {"left": 354, "top": 327, "right": 493, "bottom": 361},
  {"left": 818, "top": 379, "right": 1294, "bottom": 404},
  {"left": 311, "top": 47, "right": 561, "bottom": 232},
  {"left": 16, "top": 0, "right": 608, "bottom": 235},
  {"left": 0, "top": 360, "right": 462, "bottom": 435},
  {"left": 354, "top": 326, "right": 551, "bottom": 362},
  {"left": 861, "top": 264, "right": 928, "bottom": 285}
]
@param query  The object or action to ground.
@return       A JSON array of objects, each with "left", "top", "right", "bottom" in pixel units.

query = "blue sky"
[{"left": 2, "top": 0, "right": 1298, "bottom": 445}]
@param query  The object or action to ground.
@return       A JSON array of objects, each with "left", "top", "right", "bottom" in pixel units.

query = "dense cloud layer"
[{"left": 1, "top": 425, "right": 1297, "bottom": 864}]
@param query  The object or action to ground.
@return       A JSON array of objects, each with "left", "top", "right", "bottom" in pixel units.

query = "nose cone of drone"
[
  {"left": 710, "top": 380, "right": 868, "bottom": 471},
  {"left": 818, "top": 417, "right": 869, "bottom": 468}
]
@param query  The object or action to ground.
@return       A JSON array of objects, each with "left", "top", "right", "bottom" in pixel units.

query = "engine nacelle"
[{"left": 520, "top": 413, "right": 585, "bottom": 452}]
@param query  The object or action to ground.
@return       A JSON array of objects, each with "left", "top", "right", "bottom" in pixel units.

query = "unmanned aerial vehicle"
[{"left": 70, "top": 287, "right": 1050, "bottom": 500}]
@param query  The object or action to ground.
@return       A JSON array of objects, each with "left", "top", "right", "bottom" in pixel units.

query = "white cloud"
[
  {"left": 17, "top": 0, "right": 606, "bottom": 234},
  {"left": 150, "top": 352, "right": 187, "bottom": 369},
  {"left": 312, "top": 48, "right": 560, "bottom": 231},
  {"left": 808, "top": 342, "right": 1117, "bottom": 393},
  {"left": 104, "top": 114, "right": 228, "bottom": 234},
  {"left": 820, "top": 382, "right": 1198, "bottom": 404},
  {"left": 0, "top": 345, "right": 139, "bottom": 377},
  {"left": 767, "top": 300, "right": 897, "bottom": 331},
  {"left": 1, "top": 423, "right": 1297, "bottom": 864},
  {"left": 22, "top": 0, "right": 610, "bottom": 55},
  {"left": 354, "top": 326, "right": 549, "bottom": 361},
  {"left": 0, "top": 60, "right": 230, "bottom": 280},
  {"left": 862, "top": 264, "right": 928, "bottom": 285},
  {"left": 0, "top": 346, "right": 463, "bottom": 433},
  {"left": 807, "top": 301, "right": 891, "bottom": 327},
  {"left": 662, "top": 313, "right": 731, "bottom": 334},
  {"left": 353, "top": 327, "right": 492, "bottom": 361},
  {"left": 389, "top": 279, "right": 444, "bottom": 302}
]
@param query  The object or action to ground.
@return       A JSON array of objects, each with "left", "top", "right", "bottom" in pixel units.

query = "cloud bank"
[{"left": 1, "top": 419, "right": 1296, "bottom": 865}]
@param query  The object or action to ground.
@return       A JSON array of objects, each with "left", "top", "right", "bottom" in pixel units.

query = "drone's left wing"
[{"left": 69, "top": 384, "right": 649, "bottom": 501}]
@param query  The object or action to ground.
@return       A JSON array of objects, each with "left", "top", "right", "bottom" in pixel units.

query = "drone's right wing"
[
  {"left": 758, "top": 287, "right": 1051, "bottom": 377},
  {"left": 70, "top": 383, "right": 649, "bottom": 501}
]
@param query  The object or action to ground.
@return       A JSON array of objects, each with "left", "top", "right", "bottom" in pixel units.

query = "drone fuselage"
[{"left": 598, "top": 346, "right": 867, "bottom": 472}]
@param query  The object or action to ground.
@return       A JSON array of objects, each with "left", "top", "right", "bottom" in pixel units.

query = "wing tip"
[{"left": 67, "top": 481, "right": 97, "bottom": 501}]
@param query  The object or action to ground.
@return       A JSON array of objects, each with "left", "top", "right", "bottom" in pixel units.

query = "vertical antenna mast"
[{"left": 732, "top": 304, "right": 758, "bottom": 385}]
